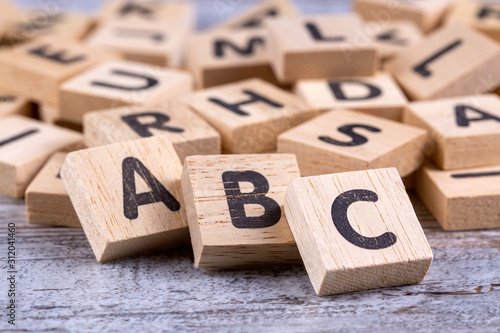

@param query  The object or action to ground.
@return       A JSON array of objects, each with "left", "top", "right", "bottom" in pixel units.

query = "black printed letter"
[
  {"left": 455, "top": 104, "right": 500, "bottom": 127},
  {"left": 331, "top": 189, "right": 397, "bottom": 250},
  {"left": 92, "top": 70, "right": 158, "bottom": 91},
  {"left": 328, "top": 80, "right": 382, "bottom": 101},
  {"left": 305, "top": 22, "right": 344, "bottom": 42},
  {"left": 0, "top": 129, "right": 39, "bottom": 148},
  {"left": 319, "top": 124, "right": 381, "bottom": 147},
  {"left": 214, "top": 37, "right": 264, "bottom": 57},
  {"left": 413, "top": 40, "right": 462, "bottom": 78},
  {"left": 28, "top": 45, "right": 86, "bottom": 64},
  {"left": 121, "top": 112, "right": 184, "bottom": 137},
  {"left": 209, "top": 90, "right": 283, "bottom": 116}
]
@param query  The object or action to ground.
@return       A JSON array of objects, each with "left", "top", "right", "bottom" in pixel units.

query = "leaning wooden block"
[
  {"left": 284, "top": 168, "right": 433, "bottom": 296},
  {"left": 417, "top": 162, "right": 500, "bottom": 231},
  {"left": 447, "top": 1, "right": 500, "bottom": 43},
  {"left": 187, "top": 29, "right": 279, "bottom": 88},
  {"left": 83, "top": 103, "right": 221, "bottom": 161},
  {"left": 354, "top": 0, "right": 452, "bottom": 33},
  {"left": 0, "top": 38, "right": 117, "bottom": 104},
  {"left": 295, "top": 73, "right": 408, "bottom": 121},
  {"left": 366, "top": 21, "right": 424, "bottom": 61},
  {"left": 86, "top": 19, "right": 186, "bottom": 67},
  {"left": 0, "top": 116, "right": 82, "bottom": 198},
  {"left": 0, "top": 93, "right": 32, "bottom": 118},
  {"left": 61, "top": 136, "right": 188, "bottom": 262},
  {"left": 278, "top": 110, "right": 428, "bottom": 177},
  {"left": 60, "top": 60, "right": 193, "bottom": 123},
  {"left": 180, "top": 78, "right": 316, "bottom": 154},
  {"left": 182, "top": 154, "right": 301, "bottom": 269},
  {"left": 266, "top": 14, "right": 378, "bottom": 83},
  {"left": 25, "top": 153, "right": 80, "bottom": 227},
  {"left": 404, "top": 94, "right": 500, "bottom": 170},
  {"left": 385, "top": 23, "right": 500, "bottom": 101},
  {"left": 209, "top": 0, "right": 299, "bottom": 32}
]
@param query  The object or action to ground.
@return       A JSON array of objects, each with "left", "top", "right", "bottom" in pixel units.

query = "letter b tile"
[
  {"left": 284, "top": 168, "right": 433, "bottom": 296},
  {"left": 181, "top": 154, "right": 302, "bottom": 269}
]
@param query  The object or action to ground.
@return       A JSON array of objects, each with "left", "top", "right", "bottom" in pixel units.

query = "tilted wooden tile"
[
  {"left": 4, "top": 11, "right": 94, "bottom": 44},
  {"left": 278, "top": 109, "right": 428, "bottom": 177},
  {"left": 180, "top": 78, "right": 316, "bottom": 154},
  {"left": 366, "top": 21, "right": 424, "bottom": 61},
  {"left": 208, "top": 0, "right": 299, "bottom": 32},
  {"left": 0, "top": 115, "right": 83, "bottom": 198},
  {"left": 0, "top": 38, "right": 118, "bottom": 104},
  {"left": 99, "top": 1, "right": 194, "bottom": 30},
  {"left": 355, "top": 0, "right": 452, "bottom": 33},
  {"left": 447, "top": 0, "right": 500, "bottom": 43},
  {"left": 284, "top": 168, "right": 433, "bottom": 296},
  {"left": 404, "top": 94, "right": 500, "bottom": 170},
  {"left": 295, "top": 73, "right": 408, "bottom": 121},
  {"left": 385, "top": 23, "right": 500, "bottom": 101},
  {"left": 59, "top": 60, "right": 193, "bottom": 123},
  {"left": 60, "top": 136, "right": 188, "bottom": 262},
  {"left": 86, "top": 19, "right": 187, "bottom": 68},
  {"left": 25, "top": 152, "right": 80, "bottom": 228},
  {"left": 182, "top": 154, "right": 301, "bottom": 269},
  {"left": 417, "top": 162, "right": 500, "bottom": 231},
  {"left": 187, "top": 29, "right": 280, "bottom": 88},
  {"left": 266, "top": 14, "right": 378, "bottom": 83},
  {"left": 83, "top": 102, "right": 221, "bottom": 161},
  {"left": 0, "top": 93, "right": 32, "bottom": 118}
]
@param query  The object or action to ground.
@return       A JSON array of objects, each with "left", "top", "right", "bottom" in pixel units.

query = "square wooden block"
[
  {"left": 86, "top": 20, "right": 187, "bottom": 68},
  {"left": 182, "top": 154, "right": 302, "bottom": 269},
  {"left": 0, "top": 115, "right": 82, "bottom": 198},
  {"left": 25, "top": 152, "right": 80, "bottom": 227},
  {"left": 355, "top": 0, "right": 452, "bottom": 33},
  {"left": 404, "top": 94, "right": 500, "bottom": 170},
  {"left": 278, "top": 109, "right": 428, "bottom": 177},
  {"left": 447, "top": 1, "right": 500, "bottom": 43},
  {"left": 385, "top": 23, "right": 500, "bottom": 101},
  {"left": 83, "top": 102, "right": 221, "bottom": 161},
  {"left": 59, "top": 60, "right": 193, "bottom": 123},
  {"left": 0, "top": 38, "right": 117, "bottom": 104},
  {"left": 417, "top": 162, "right": 500, "bottom": 231},
  {"left": 208, "top": 0, "right": 299, "bottom": 32},
  {"left": 0, "top": 93, "right": 32, "bottom": 118},
  {"left": 266, "top": 14, "right": 378, "bottom": 82},
  {"left": 366, "top": 21, "right": 424, "bottom": 61},
  {"left": 295, "top": 72, "right": 408, "bottom": 121},
  {"left": 188, "top": 29, "right": 279, "bottom": 88},
  {"left": 284, "top": 168, "right": 433, "bottom": 296},
  {"left": 61, "top": 136, "right": 188, "bottom": 262},
  {"left": 4, "top": 11, "right": 93, "bottom": 43},
  {"left": 180, "top": 78, "right": 316, "bottom": 154}
]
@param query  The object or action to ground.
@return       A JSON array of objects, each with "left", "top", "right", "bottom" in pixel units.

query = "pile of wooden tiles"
[{"left": 0, "top": 0, "right": 499, "bottom": 296}]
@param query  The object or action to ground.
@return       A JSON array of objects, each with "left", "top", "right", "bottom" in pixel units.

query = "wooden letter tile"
[
  {"left": 59, "top": 60, "right": 193, "bottom": 123},
  {"left": 295, "top": 72, "right": 408, "bottom": 121},
  {"left": 0, "top": 38, "right": 118, "bottom": 105},
  {"left": 60, "top": 136, "right": 188, "bottom": 262},
  {"left": 25, "top": 152, "right": 80, "bottom": 227},
  {"left": 188, "top": 29, "right": 280, "bottom": 88},
  {"left": 404, "top": 94, "right": 500, "bottom": 170},
  {"left": 385, "top": 23, "right": 500, "bottom": 101},
  {"left": 284, "top": 167, "right": 433, "bottom": 296},
  {"left": 447, "top": 0, "right": 500, "bottom": 43},
  {"left": 417, "top": 162, "right": 500, "bottom": 231},
  {"left": 208, "top": 0, "right": 299, "bottom": 32},
  {"left": 355, "top": 0, "right": 452, "bottom": 33},
  {"left": 266, "top": 14, "right": 378, "bottom": 82},
  {"left": 83, "top": 102, "right": 221, "bottom": 161},
  {"left": 0, "top": 116, "right": 82, "bottom": 198},
  {"left": 180, "top": 78, "right": 316, "bottom": 154},
  {"left": 182, "top": 154, "right": 301, "bottom": 269},
  {"left": 0, "top": 93, "right": 32, "bottom": 118},
  {"left": 278, "top": 109, "right": 428, "bottom": 177}
]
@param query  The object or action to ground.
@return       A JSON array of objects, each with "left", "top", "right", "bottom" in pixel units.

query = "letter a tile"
[
  {"left": 182, "top": 154, "right": 302, "bottom": 269},
  {"left": 284, "top": 168, "right": 433, "bottom": 296},
  {"left": 61, "top": 136, "right": 188, "bottom": 262}
]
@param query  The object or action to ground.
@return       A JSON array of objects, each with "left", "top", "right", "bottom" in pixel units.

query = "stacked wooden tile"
[{"left": 1, "top": 0, "right": 499, "bottom": 297}]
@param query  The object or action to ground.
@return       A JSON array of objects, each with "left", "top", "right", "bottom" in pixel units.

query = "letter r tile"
[
  {"left": 60, "top": 136, "right": 188, "bottom": 262},
  {"left": 284, "top": 168, "right": 433, "bottom": 296},
  {"left": 181, "top": 154, "right": 302, "bottom": 269}
]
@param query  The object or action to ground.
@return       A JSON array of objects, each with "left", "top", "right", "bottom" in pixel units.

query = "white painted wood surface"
[{"left": 1, "top": 1, "right": 499, "bottom": 332}]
